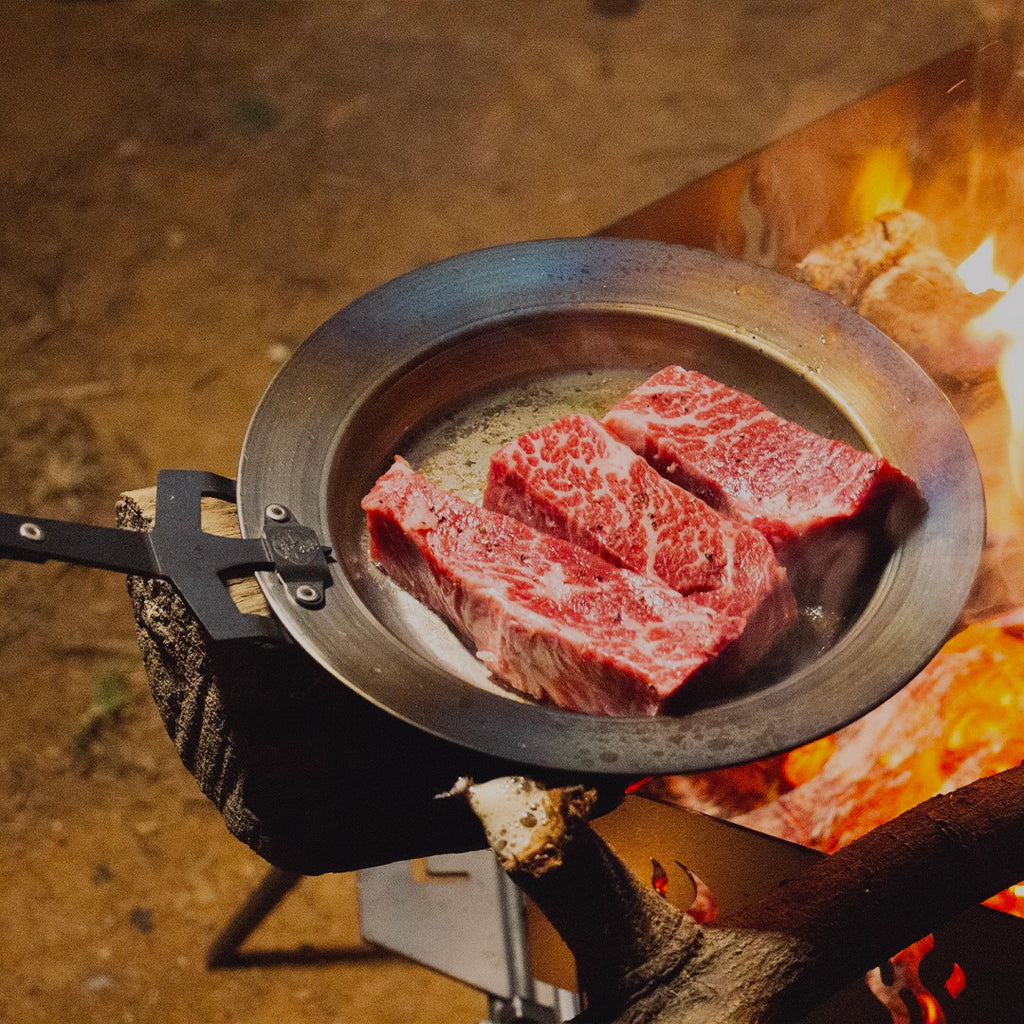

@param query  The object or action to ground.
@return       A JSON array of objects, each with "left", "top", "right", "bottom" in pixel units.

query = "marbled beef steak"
[
  {"left": 362, "top": 457, "right": 749, "bottom": 716},
  {"left": 602, "top": 366, "right": 923, "bottom": 554},
  {"left": 483, "top": 413, "right": 796, "bottom": 673}
]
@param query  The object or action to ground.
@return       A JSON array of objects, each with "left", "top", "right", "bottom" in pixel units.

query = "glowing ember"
[
  {"left": 850, "top": 146, "right": 912, "bottom": 223},
  {"left": 866, "top": 935, "right": 964, "bottom": 1024},
  {"left": 945, "top": 961, "right": 966, "bottom": 1000},
  {"left": 968, "top": 276, "right": 1024, "bottom": 499},
  {"left": 983, "top": 881, "right": 1024, "bottom": 917},
  {"left": 650, "top": 857, "right": 669, "bottom": 897},
  {"left": 782, "top": 734, "right": 836, "bottom": 788},
  {"left": 677, "top": 616, "right": 1024, "bottom": 924},
  {"left": 649, "top": 857, "right": 720, "bottom": 922},
  {"left": 956, "top": 236, "right": 1009, "bottom": 294},
  {"left": 675, "top": 861, "right": 719, "bottom": 924}
]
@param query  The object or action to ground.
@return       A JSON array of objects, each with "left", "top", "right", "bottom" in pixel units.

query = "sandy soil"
[{"left": 0, "top": 3, "right": 977, "bottom": 1021}]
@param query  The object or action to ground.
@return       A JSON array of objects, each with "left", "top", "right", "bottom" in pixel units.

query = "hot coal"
[
  {"left": 483, "top": 413, "right": 796, "bottom": 675},
  {"left": 362, "top": 457, "right": 746, "bottom": 716},
  {"left": 654, "top": 612, "right": 1024, "bottom": 861}
]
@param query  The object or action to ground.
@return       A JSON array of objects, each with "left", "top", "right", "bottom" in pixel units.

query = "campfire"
[
  {"left": 610, "top": 41, "right": 1024, "bottom": 1022},
  {"left": 651, "top": 171, "right": 1024, "bottom": 854},
  {"left": 4, "top": 29, "right": 1021, "bottom": 1024}
]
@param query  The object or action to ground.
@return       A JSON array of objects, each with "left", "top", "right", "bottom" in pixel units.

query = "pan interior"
[
  {"left": 241, "top": 239, "right": 981, "bottom": 773},
  {"left": 329, "top": 308, "right": 884, "bottom": 710}
]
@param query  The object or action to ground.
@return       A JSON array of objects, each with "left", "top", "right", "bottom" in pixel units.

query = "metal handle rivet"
[
  {"left": 266, "top": 504, "right": 290, "bottom": 523},
  {"left": 19, "top": 522, "right": 44, "bottom": 542},
  {"left": 294, "top": 584, "right": 320, "bottom": 606}
]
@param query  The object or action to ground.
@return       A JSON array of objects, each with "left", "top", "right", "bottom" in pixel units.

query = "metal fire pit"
[{"left": 346, "top": 42, "right": 1019, "bottom": 1024}]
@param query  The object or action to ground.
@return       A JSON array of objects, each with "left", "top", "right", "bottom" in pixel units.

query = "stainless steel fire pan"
[{"left": 236, "top": 237, "right": 984, "bottom": 776}]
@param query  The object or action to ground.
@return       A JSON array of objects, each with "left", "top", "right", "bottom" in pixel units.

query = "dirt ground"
[{"left": 0, "top": 3, "right": 979, "bottom": 1022}]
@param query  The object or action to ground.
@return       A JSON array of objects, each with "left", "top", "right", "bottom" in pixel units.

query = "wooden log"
[
  {"left": 461, "top": 768, "right": 1024, "bottom": 1023},
  {"left": 728, "top": 766, "right": 1024, "bottom": 1022},
  {"left": 793, "top": 210, "right": 935, "bottom": 306},
  {"left": 856, "top": 250, "right": 1003, "bottom": 383}
]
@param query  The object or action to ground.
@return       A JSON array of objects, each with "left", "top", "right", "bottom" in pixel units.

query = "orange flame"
[
  {"left": 866, "top": 935, "right": 964, "bottom": 1024},
  {"left": 983, "top": 880, "right": 1024, "bottom": 916},
  {"left": 675, "top": 861, "right": 720, "bottom": 924},
  {"left": 649, "top": 858, "right": 720, "bottom": 923},
  {"left": 850, "top": 147, "right": 913, "bottom": 223},
  {"left": 945, "top": 962, "right": 967, "bottom": 1000},
  {"left": 624, "top": 776, "right": 652, "bottom": 795},
  {"left": 921, "top": 991, "right": 943, "bottom": 1024},
  {"left": 967, "top": 275, "right": 1024, "bottom": 499},
  {"left": 650, "top": 857, "right": 668, "bottom": 897}
]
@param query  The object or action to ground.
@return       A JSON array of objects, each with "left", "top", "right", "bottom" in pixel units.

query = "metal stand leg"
[
  {"left": 208, "top": 856, "right": 580, "bottom": 1021},
  {"left": 206, "top": 866, "right": 303, "bottom": 968},
  {"left": 486, "top": 991, "right": 579, "bottom": 1023},
  {"left": 358, "top": 852, "right": 580, "bottom": 1022}
]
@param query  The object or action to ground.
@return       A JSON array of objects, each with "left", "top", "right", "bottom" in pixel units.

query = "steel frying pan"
[{"left": 236, "top": 237, "right": 984, "bottom": 776}]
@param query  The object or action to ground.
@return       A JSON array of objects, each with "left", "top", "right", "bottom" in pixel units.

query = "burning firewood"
[
  {"left": 794, "top": 210, "right": 1004, "bottom": 383},
  {"left": 857, "top": 249, "right": 1004, "bottom": 382},
  {"left": 733, "top": 612, "right": 1024, "bottom": 854},
  {"left": 653, "top": 610, "right": 1024, "bottom": 863},
  {"left": 793, "top": 209, "right": 935, "bottom": 306}
]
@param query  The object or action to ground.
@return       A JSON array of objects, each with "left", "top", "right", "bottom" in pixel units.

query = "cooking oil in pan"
[
  {"left": 367, "top": 365, "right": 886, "bottom": 704},
  {"left": 405, "top": 367, "right": 646, "bottom": 502}
]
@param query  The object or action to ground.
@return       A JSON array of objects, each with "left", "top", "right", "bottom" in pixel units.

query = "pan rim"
[{"left": 237, "top": 237, "right": 984, "bottom": 775}]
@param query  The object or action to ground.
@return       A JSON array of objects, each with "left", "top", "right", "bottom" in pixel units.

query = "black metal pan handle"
[
  {"left": 0, "top": 510, "right": 158, "bottom": 574},
  {"left": 0, "top": 470, "right": 331, "bottom": 644}
]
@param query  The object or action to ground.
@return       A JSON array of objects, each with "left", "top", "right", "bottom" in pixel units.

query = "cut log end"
[{"left": 448, "top": 775, "right": 596, "bottom": 876}]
